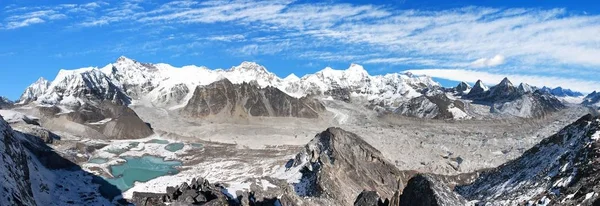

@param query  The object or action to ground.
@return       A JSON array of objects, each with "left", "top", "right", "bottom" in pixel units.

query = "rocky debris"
[
  {"left": 182, "top": 79, "right": 325, "bottom": 119},
  {"left": 287, "top": 127, "right": 404, "bottom": 205},
  {"left": 131, "top": 177, "right": 289, "bottom": 206},
  {"left": 456, "top": 114, "right": 600, "bottom": 205},
  {"left": 399, "top": 174, "right": 467, "bottom": 206}
]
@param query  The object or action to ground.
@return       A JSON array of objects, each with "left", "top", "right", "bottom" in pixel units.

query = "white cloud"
[
  {"left": 408, "top": 68, "right": 600, "bottom": 93},
  {"left": 470, "top": 55, "right": 506, "bottom": 68}
]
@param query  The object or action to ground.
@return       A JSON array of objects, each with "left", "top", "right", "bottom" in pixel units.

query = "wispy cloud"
[
  {"left": 5, "top": 17, "right": 45, "bottom": 29},
  {"left": 204, "top": 34, "right": 246, "bottom": 42},
  {"left": 2, "top": 0, "right": 600, "bottom": 91}
]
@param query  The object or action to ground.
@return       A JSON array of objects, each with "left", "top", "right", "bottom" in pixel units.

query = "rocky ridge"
[{"left": 182, "top": 79, "right": 325, "bottom": 119}]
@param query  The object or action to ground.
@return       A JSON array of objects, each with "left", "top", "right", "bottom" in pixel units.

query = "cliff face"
[
  {"left": 182, "top": 79, "right": 325, "bottom": 119},
  {"left": 0, "top": 116, "right": 120, "bottom": 205}
]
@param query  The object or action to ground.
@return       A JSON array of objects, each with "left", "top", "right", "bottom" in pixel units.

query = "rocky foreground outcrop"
[
  {"left": 398, "top": 174, "right": 467, "bottom": 206},
  {"left": 182, "top": 79, "right": 325, "bottom": 119},
  {"left": 287, "top": 127, "right": 406, "bottom": 205},
  {"left": 456, "top": 114, "right": 600, "bottom": 205},
  {"left": 0, "top": 115, "right": 120, "bottom": 205}
]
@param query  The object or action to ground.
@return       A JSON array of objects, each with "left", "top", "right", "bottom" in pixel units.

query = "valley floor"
[{"left": 12, "top": 99, "right": 592, "bottom": 201}]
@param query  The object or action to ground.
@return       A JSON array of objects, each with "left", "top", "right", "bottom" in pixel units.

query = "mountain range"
[{"left": 14, "top": 56, "right": 593, "bottom": 121}]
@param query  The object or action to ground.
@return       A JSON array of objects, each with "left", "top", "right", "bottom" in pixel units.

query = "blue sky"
[{"left": 1, "top": 0, "right": 600, "bottom": 100}]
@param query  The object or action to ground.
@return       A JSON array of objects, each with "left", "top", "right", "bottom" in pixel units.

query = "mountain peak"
[
  {"left": 474, "top": 80, "right": 488, "bottom": 90},
  {"left": 233, "top": 61, "right": 268, "bottom": 73},
  {"left": 284, "top": 73, "right": 300, "bottom": 82},
  {"left": 35, "top": 77, "right": 48, "bottom": 83},
  {"left": 455, "top": 81, "right": 471, "bottom": 94},
  {"left": 116, "top": 56, "right": 134, "bottom": 62},
  {"left": 498, "top": 77, "right": 513, "bottom": 87}
]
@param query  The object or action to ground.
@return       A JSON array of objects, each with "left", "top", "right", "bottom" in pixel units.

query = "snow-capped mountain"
[
  {"left": 25, "top": 67, "right": 131, "bottom": 107},
  {"left": 466, "top": 80, "right": 489, "bottom": 98},
  {"left": 518, "top": 83, "right": 534, "bottom": 94},
  {"left": 583, "top": 91, "right": 600, "bottom": 108},
  {"left": 0, "top": 96, "right": 13, "bottom": 109},
  {"left": 18, "top": 77, "right": 50, "bottom": 104},
  {"left": 20, "top": 57, "right": 439, "bottom": 109},
  {"left": 540, "top": 86, "right": 584, "bottom": 97},
  {"left": 454, "top": 81, "right": 471, "bottom": 95}
]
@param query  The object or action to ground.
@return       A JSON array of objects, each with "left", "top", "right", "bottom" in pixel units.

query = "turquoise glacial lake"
[{"left": 105, "top": 155, "right": 181, "bottom": 191}]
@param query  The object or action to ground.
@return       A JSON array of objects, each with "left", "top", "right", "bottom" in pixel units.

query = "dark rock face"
[
  {"left": 466, "top": 80, "right": 488, "bottom": 98},
  {"left": 182, "top": 79, "right": 325, "bottom": 119},
  {"left": 485, "top": 77, "right": 519, "bottom": 102},
  {"left": 0, "top": 96, "right": 14, "bottom": 109},
  {"left": 60, "top": 101, "right": 153, "bottom": 139},
  {"left": 454, "top": 82, "right": 471, "bottom": 95},
  {"left": 353, "top": 191, "right": 389, "bottom": 206},
  {"left": 0, "top": 116, "right": 124, "bottom": 205},
  {"left": 395, "top": 93, "right": 467, "bottom": 119},
  {"left": 325, "top": 87, "right": 352, "bottom": 103},
  {"left": 0, "top": 118, "right": 37, "bottom": 206},
  {"left": 131, "top": 177, "right": 286, "bottom": 206},
  {"left": 288, "top": 127, "right": 404, "bottom": 205},
  {"left": 132, "top": 177, "right": 229, "bottom": 206},
  {"left": 583, "top": 91, "right": 600, "bottom": 107},
  {"left": 399, "top": 174, "right": 467, "bottom": 206},
  {"left": 456, "top": 114, "right": 600, "bottom": 205}
]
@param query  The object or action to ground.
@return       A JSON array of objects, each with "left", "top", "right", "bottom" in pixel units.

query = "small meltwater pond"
[
  {"left": 105, "top": 155, "right": 182, "bottom": 191},
  {"left": 164, "top": 143, "right": 184, "bottom": 152},
  {"left": 88, "top": 158, "right": 109, "bottom": 164},
  {"left": 146, "top": 139, "right": 169, "bottom": 144}
]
